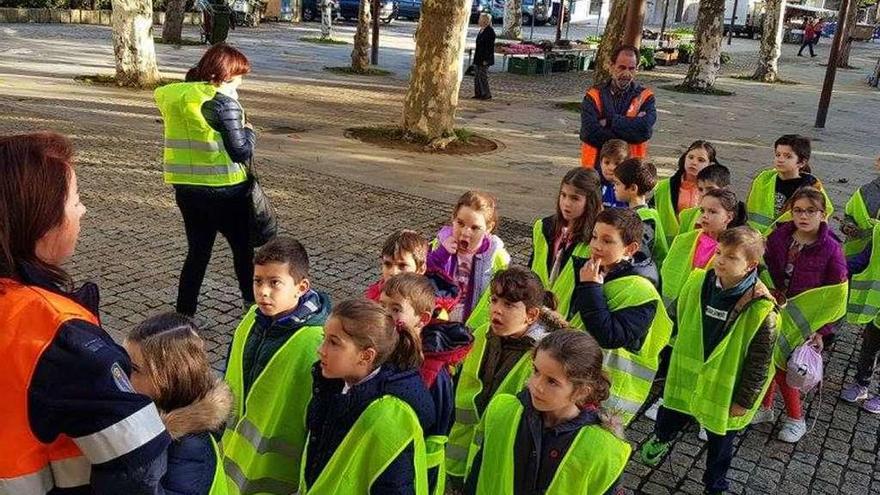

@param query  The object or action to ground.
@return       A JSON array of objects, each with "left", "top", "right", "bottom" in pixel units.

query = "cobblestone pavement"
[{"left": 2, "top": 21, "right": 880, "bottom": 494}]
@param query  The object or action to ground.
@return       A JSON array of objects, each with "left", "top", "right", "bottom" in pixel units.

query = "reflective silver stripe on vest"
[
  {"left": 604, "top": 352, "right": 656, "bottom": 382},
  {"left": 164, "top": 164, "right": 243, "bottom": 176},
  {"left": 445, "top": 443, "right": 470, "bottom": 462},
  {"left": 748, "top": 212, "right": 773, "bottom": 226},
  {"left": 74, "top": 403, "right": 166, "bottom": 464},
  {"left": 454, "top": 407, "right": 478, "bottom": 425},
  {"left": 235, "top": 418, "right": 300, "bottom": 457},
  {"left": 224, "top": 458, "right": 298, "bottom": 495},
  {"left": 787, "top": 303, "right": 812, "bottom": 340},
  {"left": 851, "top": 280, "right": 880, "bottom": 292},
  {"left": 848, "top": 303, "right": 880, "bottom": 316},
  {"left": 604, "top": 395, "right": 643, "bottom": 415},
  {"left": 0, "top": 466, "right": 53, "bottom": 494},
  {"left": 50, "top": 456, "right": 90, "bottom": 489},
  {"left": 164, "top": 139, "right": 223, "bottom": 152}
]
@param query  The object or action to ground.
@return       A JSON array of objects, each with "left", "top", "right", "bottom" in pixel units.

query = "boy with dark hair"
[
  {"left": 613, "top": 158, "right": 668, "bottom": 263},
  {"left": 570, "top": 208, "right": 672, "bottom": 425},
  {"left": 223, "top": 236, "right": 332, "bottom": 494},
  {"left": 641, "top": 226, "right": 779, "bottom": 495},
  {"left": 365, "top": 229, "right": 460, "bottom": 318},
  {"left": 379, "top": 273, "right": 473, "bottom": 493},
  {"left": 598, "top": 139, "right": 630, "bottom": 208}
]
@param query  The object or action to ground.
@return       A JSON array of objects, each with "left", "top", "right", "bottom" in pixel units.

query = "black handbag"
[{"left": 246, "top": 160, "right": 278, "bottom": 248}]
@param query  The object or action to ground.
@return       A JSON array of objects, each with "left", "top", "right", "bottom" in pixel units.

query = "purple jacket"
[
  {"left": 765, "top": 221, "right": 848, "bottom": 335},
  {"left": 427, "top": 226, "right": 509, "bottom": 321}
]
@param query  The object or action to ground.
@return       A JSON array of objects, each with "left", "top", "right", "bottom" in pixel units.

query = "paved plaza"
[{"left": 1, "top": 19, "right": 880, "bottom": 494}]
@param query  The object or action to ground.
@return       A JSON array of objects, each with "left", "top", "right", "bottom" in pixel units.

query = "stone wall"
[{"left": 0, "top": 8, "right": 203, "bottom": 25}]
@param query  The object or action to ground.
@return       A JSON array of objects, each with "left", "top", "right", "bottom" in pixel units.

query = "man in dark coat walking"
[{"left": 473, "top": 13, "right": 496, "bottom": 100}]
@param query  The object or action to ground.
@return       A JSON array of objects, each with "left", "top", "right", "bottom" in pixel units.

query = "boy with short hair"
[
  {"left": 613, "top": 157, "right": 668, "bottom": 263},
  {"left": 223, "top": 237, "right": 332, "bottom": 494},
  {"left": 598, "top": 139, "right": 630, "bottom": 208},
  {"left": 569, "top": 208, "right": 672, "bottom": 425},
  {"left": 379, "top": 273, "right": 473, "bottom": 493},
  {"left": 641, "top": 226, "right": 779, "bottom": 495},
  {"left": 365, "top": 229, "right": 459, "bottom": 317}
]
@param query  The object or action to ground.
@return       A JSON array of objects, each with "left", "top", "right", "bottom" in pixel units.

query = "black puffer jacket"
[
  {"left": 571, "top": 252, "right": 659, "bottom": 353},
  {"left": 201, "top": 92, "right": 255, "bottom": 165}
]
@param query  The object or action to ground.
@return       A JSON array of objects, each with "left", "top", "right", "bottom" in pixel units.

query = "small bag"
[
  {"left": 786, "top": 341, "right": 823, "bottom": 393},
  {"left": 246, "top": 160, "right": 278, "bottom": 248}
]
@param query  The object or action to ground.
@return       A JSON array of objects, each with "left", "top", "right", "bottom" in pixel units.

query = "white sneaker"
[
  {"left": 777, "top": 416, "right": 807, "bottom": 443},
  {"left": 645, "top": 398, "right": 663, "bottom": 421},
  {"left": 698, "top": 427, "right": 708, "bottom": 441},
  {"left": 751, "top": 407, "right": 777, "bottom": 425}
]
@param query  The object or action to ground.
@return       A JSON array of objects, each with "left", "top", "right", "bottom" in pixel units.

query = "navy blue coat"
[
  {"left": 304, "top": 364, "right": 437, "bottom": 495},
  {"left": 579, "top": 81, "right": 657, "bottom": 152}
]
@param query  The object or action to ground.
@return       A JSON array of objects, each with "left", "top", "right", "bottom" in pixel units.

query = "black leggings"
[
  {"left": 856, "top": 323, "right": 880, "bottom": 388},
  {"left": 174, "top": 184, "right": 255, "bottom": 316}
]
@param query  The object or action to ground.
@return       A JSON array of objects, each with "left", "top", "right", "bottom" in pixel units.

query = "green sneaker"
[{"left": 639, "top": 435, "right": 670, "bottom": 466}]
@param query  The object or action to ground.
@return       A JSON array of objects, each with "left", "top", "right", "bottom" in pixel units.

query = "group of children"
[{"left": 121, "top": 134, "right": 880, "bottom": 495}]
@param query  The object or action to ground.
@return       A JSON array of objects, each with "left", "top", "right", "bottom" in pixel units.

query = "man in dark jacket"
[
  {"left": 473, "top": 13, "right": 495, "bottom": 100},
  {"left": 580, "top": 45, "right": 657, "bottom": 168}
]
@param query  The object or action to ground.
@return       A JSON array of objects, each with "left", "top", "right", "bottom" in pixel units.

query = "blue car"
[
  {"left": 338, "top": 0, "right": 397, "bottom": 23},
  {"left": 397, "top": 0, "right": 421, "bottom": 20}
]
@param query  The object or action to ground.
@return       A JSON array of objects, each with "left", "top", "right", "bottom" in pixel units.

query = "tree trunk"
[
  {"left": 837, "top": 0, "right": 859, "bottom": 68},
  {"left": 751, "top": 0, "right": 783, "bottom": 82},
  {"left": 161, "top": 0, "right": 186, "bottom": 44},
  {"left": 622, "top": 0, "right": 646, "bottom": 48},
  {"left": 351, "top": 0, "right": 371, "bottom": 72},
  {"left": 502, "top": 0, "right": 522, "bottom": 39},
  {"left": 593, "top": 0, "right": 628, "bottom": 85},
  {"left": 111, "top": 0, "right": 161, "bottom": 88},
  {"left": 402, "top": 0, "right": 473, "bottom": 142},
  {"left": 681, "top": 0, "right": 724, "bottom": 90}
]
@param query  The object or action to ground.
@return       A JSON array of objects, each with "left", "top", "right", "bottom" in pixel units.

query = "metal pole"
[
  {"left": 815, "top": 0, "right": 851, "bottom": 128},
  {"left": 529, "top": 0, "right": 537, "bottom": 41},
  {"left": 370, "top": 0, "right": 379, "bottom": 65},
  {"left": 727, "top": 0, "right": 738, "bottom": 45},
  {"left": 595, "top": 0, "right": 602, "bottom": 36}
]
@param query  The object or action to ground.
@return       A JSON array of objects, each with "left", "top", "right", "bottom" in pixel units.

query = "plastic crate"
[{"left": 508, "top": 57, "right": 540, "bottom": 75}]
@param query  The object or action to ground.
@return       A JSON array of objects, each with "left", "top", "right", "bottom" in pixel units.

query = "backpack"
[{"left": 786, "top": 342, "right": 823, "bottom": 393}]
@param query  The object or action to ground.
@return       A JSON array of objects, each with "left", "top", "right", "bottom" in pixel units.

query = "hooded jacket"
[
  {"left": 160, "top": 380, "right": 233, "bottom": 495},
  {"left": 420, "top": 320, "right": 474, "bottom": 436},
  {"left": 304, "top": 364, "right": 437, "bottom": 495},
  {"left": 570, "top": 252, "right": 660, "bottom": 352}
]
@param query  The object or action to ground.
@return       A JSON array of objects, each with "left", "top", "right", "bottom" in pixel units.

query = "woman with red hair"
[
  {"left": 0, "top": 132, "right": 171, "bottom": 493},
  {"left": 156, "top": 43, "right": 257, "bottom": 317}
]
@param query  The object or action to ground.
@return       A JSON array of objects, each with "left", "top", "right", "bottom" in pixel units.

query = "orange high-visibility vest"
[
  {"left": 0, "top": 279, "right": 98, "bottom": 493},
  {"left": 580, "top": 87, "right": 653, "bottom": 168}
]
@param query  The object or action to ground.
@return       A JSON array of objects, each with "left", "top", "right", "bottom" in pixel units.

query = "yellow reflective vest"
[
  {"left": 636, "top": 206, "right": 670, "bottom": 267},
  {"left": 653, "top": 178, "right": 680, "bottom": 245},
  {"left": 222, "top": 307, "right": 324, "bottom": 495},
  {"left": 664, "top": 270, "right": 778, "bottom": 435},
  {"left": 849, "top": 223, "right": 880, "bottom": 325},
  {"left": 445, "top": 323, "right": 534, "bottom": 479},
  {"left": 154, "top": 82, "right": 248, "bottom": 187},
  {"left": 530, "top": 217, "right": 590, "bottom": 321},
  {"left": 661, "top": 230, "right": 713, "bottom": 308},
  {"left": 299, "top": 395, "right": 428, "bottom": 495},
  {"left": 843, "top": 182, "right": 880, "bottom": 257},
  {"left": 471, "top": 394, "right": 630, "bottom": 495},
  {"left": 746, "top": 169, "right": 834, "bottom": 234}
]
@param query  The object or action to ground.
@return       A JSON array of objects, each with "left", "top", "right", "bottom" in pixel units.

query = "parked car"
[
  {"left": 397, "top": 0, "right": 421, "bottom": 20},
  {"left": 301, "top": 0, "right": 339, "bottom": 22},
  {"left": 486, "top": 0, "right": 550, "bottom": 26},
  {"left": 338, "top": 0, "right": 397, "bottom": 23}
]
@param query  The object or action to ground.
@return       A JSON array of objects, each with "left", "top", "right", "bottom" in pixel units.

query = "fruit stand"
[{"left": 497, "top": 41, "right": 596, "bottom": 76}]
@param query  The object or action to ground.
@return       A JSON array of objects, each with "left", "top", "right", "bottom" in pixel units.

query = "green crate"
[{"left": 508, "top": 57, "right": 540, "bottom": 75}]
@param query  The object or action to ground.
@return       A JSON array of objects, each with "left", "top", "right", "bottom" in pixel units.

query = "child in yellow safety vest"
[
  {"left": 841, "top": 156, "right": 880, "bottom": 414},
  {"left": 125, "top": 313, "right": 231, "bottom": 495},
  {"left": 529, "top": 167, "right": 602, "bottom": 322},
  {"left": 641, "top": 226, "right": 779, "bottom": 495},
  {"left": 745, "top": 134, "right": 832, "bottom": 234},
  {"left": 651, "top": 140, "right": 719, "bottom": 244},
  {"left": 445, "top": 267, "right": 564, "bottom": 487},
  {"left": 464, "top": 331, "right": 630, "bottom": 495},
  {"left": 754, "top": 187, "right": 847, "bottom": 442},
  {"left": 677, "top": 164, "right": 744, "bottom": 236},
  {"left": 302, "top": 299, "right": 435, "bottom": 494},
  {"left": 611, "top": 157, "right": 669, "bottom": 265},
  {"left": 569, "top": 208, "right": 672, "bottom": 424}
]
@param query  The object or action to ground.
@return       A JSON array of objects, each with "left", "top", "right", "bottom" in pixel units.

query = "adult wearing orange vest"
[
  {"left": 580, "top": 45, "right": 657, "bottom": 169},
  {"left": 0, "top": 133, "right": 170, "bottom": 494}
]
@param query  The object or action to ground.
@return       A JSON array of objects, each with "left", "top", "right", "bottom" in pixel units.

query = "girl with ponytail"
[
  {"left": 465, "top": 330, "right": 631, "bottom": 494},
  {"left": 301, "top": 299, "right": 435, "bottom": 494}
]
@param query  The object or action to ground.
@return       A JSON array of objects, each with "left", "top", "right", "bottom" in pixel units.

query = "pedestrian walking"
[{"left": 473, "top": 13, "right": 495, "bottom": 100}]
